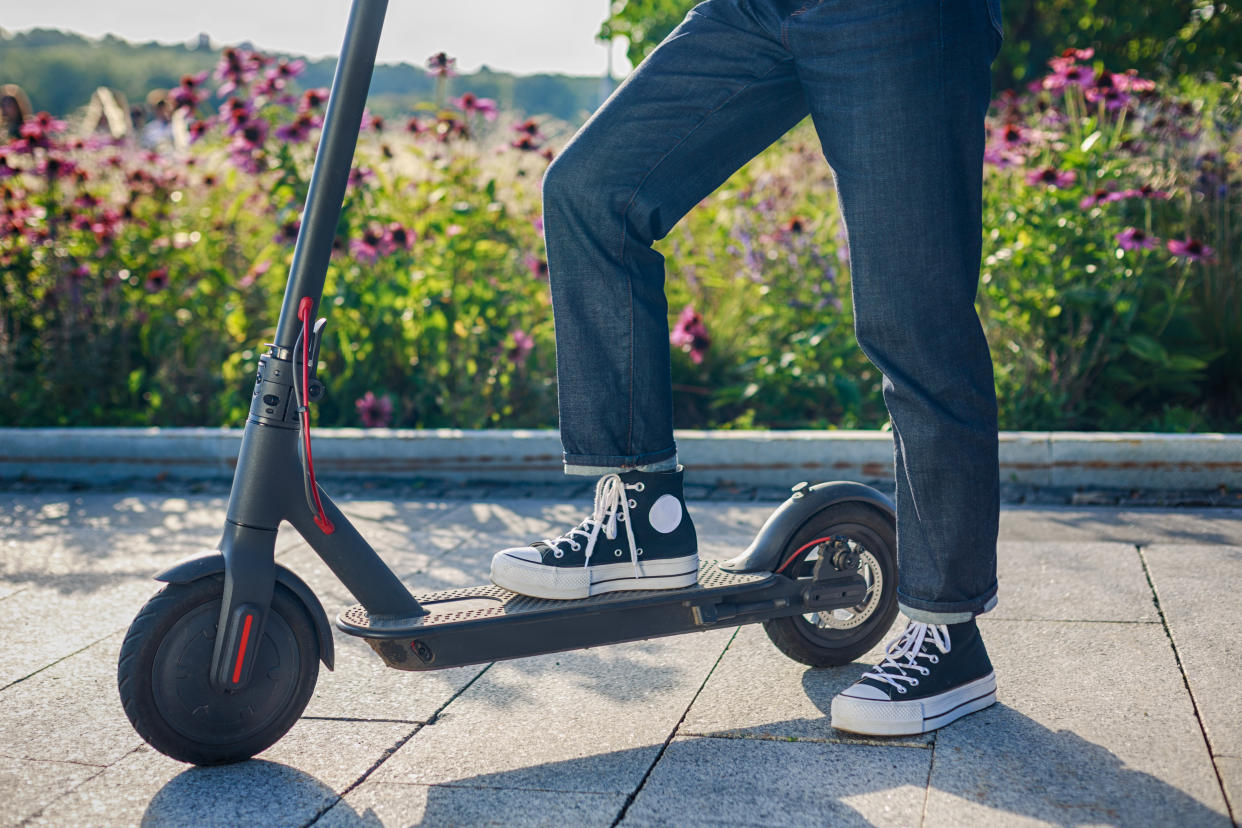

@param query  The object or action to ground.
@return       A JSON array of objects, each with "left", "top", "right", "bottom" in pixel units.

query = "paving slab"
[
  {"left": 0, "top": 632, "right": 145, "bottom": 765},
  {"left": 371, "top": 630, "right": 735, "bottom": 793},
  {"left": 318, "top": 782, "right": 626, "bottom": 827},
  {"left": 990, "top": 541, "right": 1158, "bottom": 622},
  {"left": 1143, "top": 545, "right": 1242, "bottom": 758},
  {"left": 620, "top": 736, "right": 931, "bottom": 827},
  {"left": 25, "top": 718, "right": 412, "bottom": 827},
  {"left": 924, "top": 619, "right": 1231, "bottom": 827},
  {"left": 997, "top": 507, "right": 1242, "bottom": 544},
  {"left": 679, "top": 621, "right": 932, "bottom": 749},
  {"left": 0, "top": 756, "right": 104, "bottom": 828}
]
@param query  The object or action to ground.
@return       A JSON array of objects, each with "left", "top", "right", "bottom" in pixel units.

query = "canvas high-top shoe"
[
  {"left": 831, "top": 618, "right": 996, "bottom": 736},
  {"left": 489, "top": 467, "right": 699, "bottom": 600}
]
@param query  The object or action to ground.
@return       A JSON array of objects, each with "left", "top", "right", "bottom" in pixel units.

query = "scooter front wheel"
[
  {"left": 117, "top": 574, "right": 319, "bottom": 765},
  {"left": 763, "top": 501, "right": 898, "bottom": 667}
]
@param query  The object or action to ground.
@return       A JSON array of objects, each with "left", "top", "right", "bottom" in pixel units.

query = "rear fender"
[{"left": 719, "top": 481, "right": 894, "bottom": 574}]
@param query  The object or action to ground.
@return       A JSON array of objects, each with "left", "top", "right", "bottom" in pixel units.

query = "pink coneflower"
[
  {"left": 433, "top": 115, "right": 469, "bottom": 142},
  {"left": 406, "top": 116, "right": 428, "bottom": 135},
  {"left": 219, "top": 98, "right": 253, "bottom": 136},
  {"left": 671, "top": 305, "right": 711, "bottom": 365},
  {"left": 993, "top": 121, "right": 1028, "bottom": 148},
  {"left": 382, "top": 222, "right": 414, "bottom": 254},
  {"left": 275, "top": 111, "right": 322, "bottom": 143},
  {"left": 350, "top": 223, "right": 386, "bottom": 264},
  {"left": 170, "top": 72, "right": 209, "bottom": 111},
  {"left": 348, "top": 165, "right": 375, "bottom": 190},
  {"left": 35, "top": 155, "right": 76, "bottom": 181},
  {"left": 511, "top": 134, "right": 542, "bottom": 152},
  {"left": 355, "top": 392, "right": 393, "bottom": 428},
  {"left": 238, "top": 260, "right": 271, "bottom": 288},
  {"left": 0, "top": 155, "right": 16, "bottom": 180},
  {"left": 216, "top": 47, "right": 258, "bottom": 97},
  {"left": 1167, "top": 238, "right": 1215, "bottom": 262},
  {"left": 1115, "top": 227, "right": 1159, "bottom": 251},
  {"left": 1026, "top": 167, "right": 1076, "bottom": 189},
  {"left": 513, "top": 118, "right": 542, "bottom": 138},
  {"left": 452, "top": 92, "right": 499, "bottom": 121},
  {"left": 1118, "top": 184, "right": 1170, "bottom": 201},
  {"left": 145, "top": 267, "right": 169, "bottom": 292},
  {"left": 983, "top": 146, "right": 1022, "bottom": 169},
  {"left": 426, "top": 52, "right": 457, "bottom": 78},
  {"left": 1079, "top": 187, "right": 1123, "bottom": 209},
  {"left": 1043, "top": 49, "right": 1095, "bottom": 92},
  {"left": 506, "top": 329, "right": 535, "bottom": 366},
  {"left": 277, "top": 217, "right": 301, "bottom": 245},
  {"left": 524, "top": 253, "right": 548, "bottom": 280},
  {"left": 1115, "top": 69, "right": 1155, "bottom": 93},
  {"left": 1084, "top": 71, "right": 1132, "bottom": 111},
  {"left": 300, "top": 88, "right": 330, "bottom": 112}
]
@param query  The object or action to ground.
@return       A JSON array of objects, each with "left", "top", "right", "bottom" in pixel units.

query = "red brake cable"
[{"left": 297, "top": 297, "right": 334, "bottom": 535}]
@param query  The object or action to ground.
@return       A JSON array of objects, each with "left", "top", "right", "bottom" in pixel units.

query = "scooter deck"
[{"left": 336, "top": 560, "right": 867, "bottom": 671}]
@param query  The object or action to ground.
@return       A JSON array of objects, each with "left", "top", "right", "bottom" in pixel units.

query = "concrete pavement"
[{"left": 1, "top": 487, "right": 1239, "bottom": 827}]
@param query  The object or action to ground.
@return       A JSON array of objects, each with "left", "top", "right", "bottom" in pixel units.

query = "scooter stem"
[{"left": 273, "top": 0, "right": 389, "bottom": 349}]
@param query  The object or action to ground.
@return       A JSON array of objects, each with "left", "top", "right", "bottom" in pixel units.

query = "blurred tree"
[{"left": 598, "top": 0, "right": 1242, "bottom": 89}]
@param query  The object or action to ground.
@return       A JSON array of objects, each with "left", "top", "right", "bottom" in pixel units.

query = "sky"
[{"left": 0, "top": 0, "right": 632, "bottom": 77}]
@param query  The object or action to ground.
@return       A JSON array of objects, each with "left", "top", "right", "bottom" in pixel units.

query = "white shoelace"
[
  {"left": 862, "top": 622, "right": 951, "bottom": 693},
  {"left": 539, "top": 474, "right": 642, "bottom": 577}
]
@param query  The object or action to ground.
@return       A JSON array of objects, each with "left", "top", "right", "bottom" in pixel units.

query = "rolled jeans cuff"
[
  {"left": 897, "top": 585, "right": 998, "bottom": 625},
  {"left": 563, "top": 445, "right": 678, "bottom": 477}
]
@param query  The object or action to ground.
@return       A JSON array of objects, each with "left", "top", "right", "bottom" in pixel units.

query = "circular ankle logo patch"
[{"left": 647, "top": 494, "right": 683, "bottom": 534}]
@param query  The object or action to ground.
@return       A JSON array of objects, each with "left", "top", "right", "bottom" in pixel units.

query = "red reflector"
[{"left": 232, "top": 614, "right": 254, "bottom": 684}]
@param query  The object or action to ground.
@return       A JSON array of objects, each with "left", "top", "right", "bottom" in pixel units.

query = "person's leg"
[
  {"left": 493, "top": 0, "right": 810, "bottom": 600},
  {"left": 786, "top": 0, "right": 1004, "bottom": 733},
  {"left": 542, "top": 0, "right": 809, "bottom": 476}
]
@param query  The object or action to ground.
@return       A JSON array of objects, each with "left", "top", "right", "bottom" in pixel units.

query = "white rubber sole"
[
  {"left": 830, "top": 671, "right": 997, "bottom": 736},
  {"left": 489, "top": 553, "right": 700, "bottom": 600}
]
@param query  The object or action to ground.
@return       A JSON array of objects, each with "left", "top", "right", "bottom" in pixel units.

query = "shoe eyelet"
[
  {"left": 628, "top": 499, "right": 637, "bottom": 508},
  {"left": 929, "top": 655, "right": 939, "bottom": 664},
  {"left": 618, "top": 514, "right": 626, "bottom": 521},
  {"left": 553, "top": 550, "right": 564, "bottom": 558},
  {"left": 634, "top": 483, "right": 645, "bottom": 492},
  {"left": 910, "top": 679, "right": 919, "bottom": 686},
  {"left": 570, "top": 543, "right": 581, "bottom": 551},
  {"left": 614, "top": 549, "right": 623, "bottom": 557},
  {"left": 637, "top": 548, "right": 644, "bottom": 556},
  {"left": 918, "top": 668, "right": 930, "bottom": 676},
  {"left": 897, "top": 687, "right": 907, "bottom": 694}
]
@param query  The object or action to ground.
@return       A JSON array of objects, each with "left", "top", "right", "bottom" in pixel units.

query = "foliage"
[
  {"left": 599, "top": 0, "right": 1242, "bottom": 91},
  {"left": 0, "top": 28, "right": 605, "bottom": 124},
  {"left": 1, "top": 47, "right": 1239, "bottom": 432}
]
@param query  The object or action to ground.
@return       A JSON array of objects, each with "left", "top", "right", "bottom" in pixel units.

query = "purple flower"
[
  {"left": 1115, "top": 227, "right": 1159, "bottom": 251},
  {"left": 350, "top": 223, "right": 385, "bottom": 264},
  {"left": 506, "top": 329, "right": 534, "bottom": 366},
  {"left": 355, "top": 392, "right": 393, "bottom": 428},
  {"left": 1025, "top": 167, "right": 1076, "bottom": 189},
  {"left": 145, "top": 267, "right": 169, "bottom": 292},
  {"left": 671, "top": 305, "right": 711, "bottom": 365},
  {"left": 524, "top": 253, "right": 548, "bottom": 280},
  {"left": 299, "top": 88, "right": 330, "bottom": 113},
  {"left": 426, "top": 52, "right": 457, "bottom": 78},
  {"left": 1079, "top": 187, "right": 1123, "bottom": 209},
  {"left": 1119, "top": 184, "right": 1170, "bottom": 201},
  {"left": 170, "top": 72, "right": 209, "bottom": 112},
  {"left": 382, "top": 222, "right": 414, "bottom": 255},
  {"left": 348, "top": 166, "right": 375, "bottom": 190},
  {"left": 275, "top": 111, "right": 321, "bottom": 143},
  {"left": 1167, "top": 238, "right": 1215, "bottom": 263},
  {"left": 1042, "top": 49, "right": 1095, "bottom": 92},
  {"left": 1084, "top": 71, "right": 1132, "bottom": 112},
  {"left": 452, "top": 92, "right": 499, "bottom": 121}
]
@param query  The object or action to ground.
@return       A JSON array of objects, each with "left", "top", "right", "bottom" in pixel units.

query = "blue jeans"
[{"left": 542, "top": 0, "right": 1004, "bottom": 623}]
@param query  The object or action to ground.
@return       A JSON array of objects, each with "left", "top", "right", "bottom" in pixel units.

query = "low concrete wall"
[{"left": 1, "top": 428, "right": 1238, "bottom": 489}]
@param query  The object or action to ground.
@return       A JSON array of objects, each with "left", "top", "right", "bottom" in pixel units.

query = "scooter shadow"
[{"left": 140, "top": 759, "right": 365, "bottom": 827}]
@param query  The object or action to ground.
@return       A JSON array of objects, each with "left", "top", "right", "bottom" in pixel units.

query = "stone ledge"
[{"left": 0, "top": 428, "right": 1238, "bottom": 490}]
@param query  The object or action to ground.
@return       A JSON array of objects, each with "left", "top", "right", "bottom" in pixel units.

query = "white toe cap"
[{"left": 494, "top": 546, "right": 542, "bottom": 564}]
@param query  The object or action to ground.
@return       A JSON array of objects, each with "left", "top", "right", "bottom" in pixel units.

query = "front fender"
[
  {"left": 155, "top": 552, "right": 335, "bottom": 670},
  {"left": 719, "top": 481, "right": 894, "bottom": 574}
]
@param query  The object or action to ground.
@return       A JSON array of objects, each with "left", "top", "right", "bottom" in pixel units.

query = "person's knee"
[{"left": 541, "top": 142, "right": 595, "bottom": 216}]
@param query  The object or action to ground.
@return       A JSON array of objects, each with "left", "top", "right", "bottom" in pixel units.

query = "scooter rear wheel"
[
  {"left": 117, "top": 574, "right": 319, "bottom": 765},
  {"left": 763, "top": 501, "right": 897, "bottom": 667}
]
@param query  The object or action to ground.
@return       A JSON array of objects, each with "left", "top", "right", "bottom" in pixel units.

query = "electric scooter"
[{"left": 116, "top": 0, "right": 899, "bottom": 766}]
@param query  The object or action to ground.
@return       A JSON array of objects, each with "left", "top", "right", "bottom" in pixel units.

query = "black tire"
[
  {"left": 762, "top": 501, "right": 898, "bottom": 667},
  {"left": 117, "top": 574, "right": 319, "bottom": 765}
]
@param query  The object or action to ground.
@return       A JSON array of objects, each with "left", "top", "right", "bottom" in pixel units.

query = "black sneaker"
[
  {"left": 489, "top": 467, "right": 699, "bottom": 600},
  {"left": 830, "top": 619, "right": 996, "bottom": 736}
]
